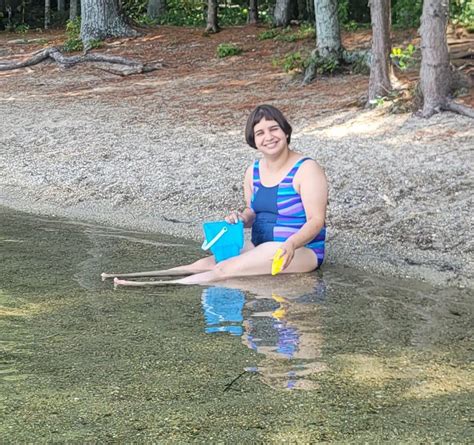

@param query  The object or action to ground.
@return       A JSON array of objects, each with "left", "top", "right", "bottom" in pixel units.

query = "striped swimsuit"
[{"left": 250, "top": 157, "right": 326, "bottom": 266}]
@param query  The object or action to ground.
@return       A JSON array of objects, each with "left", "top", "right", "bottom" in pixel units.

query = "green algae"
[{"left": 0, "top": 206, "right": 472, "bottom": 443}]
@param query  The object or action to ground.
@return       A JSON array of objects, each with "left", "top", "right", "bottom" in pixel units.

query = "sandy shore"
[
  {"left": 0, "top": 26, "right": 472, "bottom": 287},
  {"left": 1, "top": 94, "right": 472, "bottom": 287}
]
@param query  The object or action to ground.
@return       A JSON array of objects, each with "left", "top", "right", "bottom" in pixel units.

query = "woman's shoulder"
[
  {"left": 294, "top": 157, "right": 326, "bottom": 179},
  {"left": 296, "top": 156, "right": 323, "bottom": 170}
]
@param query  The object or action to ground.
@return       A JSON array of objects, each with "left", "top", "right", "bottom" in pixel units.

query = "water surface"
[{"left": 1, "top": 207, "right": 472, "bottom": 442}]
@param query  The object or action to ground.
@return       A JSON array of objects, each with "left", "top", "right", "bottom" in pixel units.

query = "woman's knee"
[{"left": 211, "top": 262, "right": 232, "bottom": 280}]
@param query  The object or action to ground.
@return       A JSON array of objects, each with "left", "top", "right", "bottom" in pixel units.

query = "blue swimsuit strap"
[
  {"left": 284, "top": 157, "right": 312, "bottom": 182},
  {"left": 254, "top": 157, "right": 312, "bottom": 186},
  {"left": 252, "top": 159, "right": 261, "bottom": 188}
]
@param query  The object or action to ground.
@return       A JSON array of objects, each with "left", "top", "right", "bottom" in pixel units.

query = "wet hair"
[{"left": 245, "top": 104, "right": 292, "bottom": 149}]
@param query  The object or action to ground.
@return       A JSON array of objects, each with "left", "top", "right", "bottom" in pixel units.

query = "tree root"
[
  {"left": 420, "top": 100, "right": 474, "bottom": 118},
  {"left": 441, "top": 101, "right": 474, "bottom": 118},
  {"left": 0, "top": 47, "right": 165, "bottom": 75},
  {"left": 303, "top": 48, "right": 371, "bottom": 84}
]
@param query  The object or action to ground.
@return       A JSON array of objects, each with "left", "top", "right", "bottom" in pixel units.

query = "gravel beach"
[{"left": 0, "top": 27, "right": 472, "bottom": 287}]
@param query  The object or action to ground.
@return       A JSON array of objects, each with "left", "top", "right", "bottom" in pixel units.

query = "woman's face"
[{"left": 253, "top": 118, "right": 288, "bottom": 155}]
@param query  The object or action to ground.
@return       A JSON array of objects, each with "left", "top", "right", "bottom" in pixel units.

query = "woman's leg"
[
  {"left": 114, "top": 242, "right": 317, "bottom": 287},
  {"left": 102, "top": 241, "right": 255, "bottom": 280}
]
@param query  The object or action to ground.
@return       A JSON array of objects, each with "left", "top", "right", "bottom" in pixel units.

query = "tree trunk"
[
  {"left": 306, "top": 0, "right": 314, "bottom": 23},
  {"left": 248, "top": 0, "right": 258, "bottom": 24},
  {"left": 70, "top": 0, "right": 78, "bottom": 20},
  {"left": 147, "top": 0, "right": 167, "bottom": 19},
  {"left": 81, "top": 0, "right": 139, "bottom": 49},
  {"left": 273, "top": 0, "right": 292, "bottom": 27},
  {"left": 419, "top": 0, "right": 451, "bottom": 117},
  {"left": 205, "top": 0, "right": 219, "bottom": 33},
  {"left": 44, "top": 0, "right": 50, "bottom": 29},
  {"left": 297, "top": 0, "right": 308, "bottom": 21},
  {"left": 314, "top": 0, "right": 342, "bottom": 58},
  {"left": 58, "top": 0, "right": 65, "bottom": 12},
  {"left": 367, "top": 0, "right": 392, "bottom": 102}
]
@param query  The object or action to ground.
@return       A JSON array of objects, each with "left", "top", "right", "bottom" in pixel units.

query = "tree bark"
[
  {"left": 368, "top": 0, "right": 392, "bottom": 103},
  {"left": 419, "top": 0, "right": 451, "bottom": 117},
  {"left": 58, "top": 0, "right": 65, "bottom": 12},
  {"left": 248, "top": 0, "right": 258, "bottom": 24},
  {"left": 81, "top": 0, "right": 139, "bottom": 49},
  {"left": 205, "top": 0, "right": 219, "bottom": 33},
  {"left": 44, "top": 0, "right": 51, "bottom": 29},
  {"left": 314, "top": 0, "right": 342, "bottom": 58},
  {"left": 147, "top": 0, "right": 167, "bottom": 19},
  {"left": 70, "top": 0, "right": 78, "bottom": 20},
  {"left": 273, "top": 0, "right": 292, "bottom": 27}
]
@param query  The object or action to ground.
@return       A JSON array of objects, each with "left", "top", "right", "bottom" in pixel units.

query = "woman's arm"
[
  {"left": 225, "top": 164, "right": 256, "bottom": 227},
  {"left": 280, "top": 159, "right": 328, "bottom": 268}
]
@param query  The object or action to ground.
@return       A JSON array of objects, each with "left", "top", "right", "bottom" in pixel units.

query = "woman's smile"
[{"left": 254, "top": 118, "right": 288, "bottom": 153}]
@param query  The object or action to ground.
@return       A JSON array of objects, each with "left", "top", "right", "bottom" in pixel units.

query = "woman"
[{"left": 107, "top": 105, "right": 327, "bottom": 286}]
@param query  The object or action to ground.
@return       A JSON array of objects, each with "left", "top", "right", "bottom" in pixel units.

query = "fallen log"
[{"left": 0, "top": 47, "right": 165, "bottom": 75}]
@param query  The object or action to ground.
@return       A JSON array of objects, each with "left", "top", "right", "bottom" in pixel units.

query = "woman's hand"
[
  {"left": 279, "top": 240, "right": 296, "bottom": 270},
  {"left": 225, "top": 211, "right": 244, "bottom": 225},
  {"left": 225, "top": 207, "right": 256, "bottom": 227}
]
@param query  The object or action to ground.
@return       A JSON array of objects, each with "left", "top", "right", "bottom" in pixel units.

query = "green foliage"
[
  {"left": 122, "top": 0, "right": 270, "bottom": 28},
  {"left": 134, "top": 14, "right": 160, "bottom": 26},
  {"left": 273, "top": 51, "right": 305, "bottom": 73},
  {"left": 338, "top": 0, "right": 350, "bottom": 25},
  {"left": 257, "top": 28, "right": 280, "bottom": 40},
  {"left": 162, "top": 0, "right": 206, "bottom": 26},
  {"left": 216, "top": 43, "right": 243, "bottom": 58},
  {"left": 307, "top": 53, "right": 341, "bottom": 75},
  {"left": 273, "top": 50, "right": 341, "bottom": 76},
  {"left": 390, "top": 44, "right": 416, "bottom": 70},
  {"left": 63, "top": 17, "right": 101, "bottom": 53},
  {"left": 63, "top": 17, "right": 82, "bottom": 52},
  {"left": 368, "top": 96, "right": 386, "bottom": 107},
  {"left": 257, "top": 24, "right": 315, "bottom": 42},
  {"left": 219, "top": 5, "right": 248, "bottom": 26},
  {"left": 14, "top": 23, "right": 29, "bottom": 34},
  {"left": 451, "top": 0, "right": 474, "bottom": 29},
  {"left": 343, "top": 20, "right": 359, "bottom": 31},
  {"left": 275, "top": 24, "right": 315, "bottom": 42},
  {"left": 392, "top": 0, "right": 422, "bottom": 28},
  {"left": 122, "top": 0, "right": 148, "bottom": 21}
]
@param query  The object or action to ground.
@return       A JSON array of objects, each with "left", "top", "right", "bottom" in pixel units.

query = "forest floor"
[{"left": 0, "top": 24, "right": 473, "bottom": 286}]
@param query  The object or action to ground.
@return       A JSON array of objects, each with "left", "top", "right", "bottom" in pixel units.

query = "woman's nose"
[{"left": 263, "top": 130, "right": 274, "bottom": 140}]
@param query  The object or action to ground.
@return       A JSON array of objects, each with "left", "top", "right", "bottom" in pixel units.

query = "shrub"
[
  {"left": 258, "top": 24, "right": 315, "bottom": 42},
  {"left": 216, "top": 43, "right": 243, "bottom": 58},
  {"left": 15, "top": 23, "right": 29, "bottom": 34},
  {"left": 306, "top": 53, "right": 341, "bottom": 75},
  {"left": 390, "top": 44, "right": 416, "bottom": 70},
  {"left": 275, "top": 24, "right": 315, "bottom": 42},
  {"left": 257, "top": 28, "right": 280, "bottom": 40},
  {"left": 63, "top": 17, "right": 82, "bottom": 52},
  {"left": 451, "top": 0, "right": 474, "bottom": 29},
  {"left": 63, "top": 17, "right": 102, "bottom": 52},
  {"left": 392, "top": 0, "right": 422, "bottom": 28},
  {"left": 273, "top": 51, "right": 306, "bottom": 73}
]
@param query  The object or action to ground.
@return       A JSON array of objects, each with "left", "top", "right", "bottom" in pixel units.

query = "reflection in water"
[
  {"left": 202, "top": 287, "right": 245, "bottom": 336},
  {"left": 201, "top": 276, "right": 328, "bottom": 390}
]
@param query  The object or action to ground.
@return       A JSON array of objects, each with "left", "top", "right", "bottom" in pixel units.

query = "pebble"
[{"left": 0, "top": 100, "right": 472, "bottom": 288}]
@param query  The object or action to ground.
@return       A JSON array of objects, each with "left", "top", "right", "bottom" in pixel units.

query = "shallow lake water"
[{"left": 1, "top": 206, "right": 472, "bottom": 442}]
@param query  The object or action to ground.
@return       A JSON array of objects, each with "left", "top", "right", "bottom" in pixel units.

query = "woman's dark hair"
[{"left": 245, "top": 104, "right": 292, "bottom": 149}]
